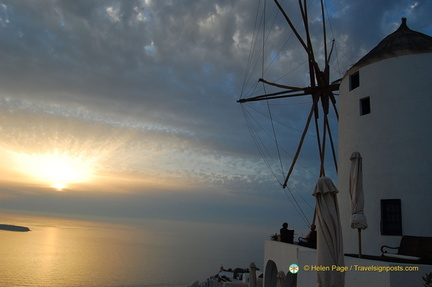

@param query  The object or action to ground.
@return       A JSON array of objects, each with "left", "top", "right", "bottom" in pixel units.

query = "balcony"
[{"left": 263, "top": 240, "right": 432, "bottom": 287}]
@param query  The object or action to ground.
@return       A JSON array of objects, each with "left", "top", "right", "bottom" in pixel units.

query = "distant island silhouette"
[{"left": 0, "top": 224, "right": 31, "bottom": 232}]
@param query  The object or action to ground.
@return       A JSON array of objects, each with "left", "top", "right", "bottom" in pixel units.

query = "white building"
[
  {"left": 338, "top": 17, "right": 432, "bottom": 256},
  {"left": 262, "top": 18, "right": 432, "bottom": 287}
]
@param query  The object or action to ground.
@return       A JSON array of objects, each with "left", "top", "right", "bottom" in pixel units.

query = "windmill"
[
  {"left": 238, "top": 0, "right": 340, "bottom": 189},
  {"left": 238, "top": 4, "right": 345, "bottom": 284}
]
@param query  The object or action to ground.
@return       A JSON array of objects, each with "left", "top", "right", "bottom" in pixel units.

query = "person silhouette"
[
  {"left": 280, "top": 222, "right": 294, "bottom": 243},
  {"left": 299, "top": 224, "right": 317, "bottom": 248}
]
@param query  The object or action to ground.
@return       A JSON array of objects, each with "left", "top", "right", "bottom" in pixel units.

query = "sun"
[
  {"left": 12, "top": 150, "right": 95, "bottom": 190},
  {"left": 51, "top": 183, "right": 68, "bottom": 191}
]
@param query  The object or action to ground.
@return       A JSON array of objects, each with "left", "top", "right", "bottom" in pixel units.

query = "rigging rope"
[
  {"left": 323, "top": 0, "right": 343, "bottom": 78},
  {"left": 242, "top": 100, "right": 318, "bottom": 230},
  {"left": 262, "top": 0, "right": 266, "bottom": 78},
  {"left": 290, "top": 182, "right": 314, "bottom": 210},
  {"left": 241, "top": 105, "right": 285, "bottom": 186},
  {"left": 266, "top": 100, "right": 285, "bottom": 179},
  {"left": 240, "top": 0, "right": 263, "bottom": 98},
  {"left": 239, "top": 0, "right": 340, "bottom": 230},
  {"left": 283, "top": 185, "right": 312, "bottom": 227},
  {"left": 242, "top": 103, "right": 319, "bottom": 179}
]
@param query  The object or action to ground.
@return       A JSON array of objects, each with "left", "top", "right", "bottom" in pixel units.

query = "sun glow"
[{"left": 12, "top": 150, "right": 95, "bottom": 190}]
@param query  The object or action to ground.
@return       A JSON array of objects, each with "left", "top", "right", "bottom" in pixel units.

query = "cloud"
[{"left": 0, "top": 0, "right": 431, "bottom": 230}]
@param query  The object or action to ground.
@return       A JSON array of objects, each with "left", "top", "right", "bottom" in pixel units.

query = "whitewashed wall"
[{"left": 338, "top": 53, "right": 432, "bottom": 256}]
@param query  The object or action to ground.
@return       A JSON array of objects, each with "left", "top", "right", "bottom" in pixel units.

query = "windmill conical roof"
[{"left": 348, "top": 18, "right": 432, "bottom": 74}]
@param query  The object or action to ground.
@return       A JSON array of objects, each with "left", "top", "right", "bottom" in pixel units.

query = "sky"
[{"left": 0, "top": 0, "right": 431, "bottom": 235}]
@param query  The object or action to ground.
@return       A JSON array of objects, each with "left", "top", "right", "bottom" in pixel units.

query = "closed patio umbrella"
[
  {"left": 313, "top": 177, "right": 345, "bottom": 287},
  {"left": 349, "top": 152, "right": 368, "bottom": 257},
  {"left": 249, "top": 262, "right": 258, "bottom": 287},
  {"left": 276, "top": 271, "right": 285, "bottom": 287}
]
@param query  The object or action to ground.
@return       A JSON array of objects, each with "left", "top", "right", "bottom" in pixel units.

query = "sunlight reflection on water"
[{"left": 0, "top": 213, "right": 265, "bottom": 287}]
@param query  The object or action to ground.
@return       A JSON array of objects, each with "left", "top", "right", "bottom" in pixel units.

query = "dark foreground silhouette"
[{"left": 0, "top": 224, "right": 30, "bottom": 232}]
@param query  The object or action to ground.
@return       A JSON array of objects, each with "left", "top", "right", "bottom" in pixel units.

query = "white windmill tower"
[
  {"left": 338, "top": 18, "right": 432, "bottom": 257},
  {"left": 238, "top": 9, "right": 432, "bottom": 286}
]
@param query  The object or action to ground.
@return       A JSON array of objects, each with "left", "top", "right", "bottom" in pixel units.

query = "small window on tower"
[
  {"left": 360, "top": 97, "right": 370, "bottom": 116},
  {"left": 381, "top": 199, "right": 402, "bottom": 235},
  {"left": 350, "top": 71, "right": 360, "bottom": 91}
]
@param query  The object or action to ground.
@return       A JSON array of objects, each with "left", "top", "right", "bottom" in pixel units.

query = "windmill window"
[
  {"left": 360, "top": 97, "right": 371, "bottom": 116},
  {"left": 350, "top": 71, "right": 360, "bottom": 90},
  {"left": 381, "top": 199, "right": 402, "bottom": 235}
]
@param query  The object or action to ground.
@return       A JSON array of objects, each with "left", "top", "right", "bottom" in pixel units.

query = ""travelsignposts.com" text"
[{"left": 301, "top": 264, "right": 419, "bottom": 273}]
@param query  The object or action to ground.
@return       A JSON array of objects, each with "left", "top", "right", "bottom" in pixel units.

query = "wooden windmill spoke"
[
  {"left": 320, "top": 0, "right": 328, "bottom": 69},
  {"left": 325, "top": 115, "right": 338, "bottom": 173},
  {"left": 321, "top": 91, "right": 330, "bottom": 115},
  {"left": 331, "top": 95, "right": 339, "bottom": 120},
  {"left": 239, "top": 0, "right": 340, "bottom": 189},
  {"left": 282, "top": 94, "right": 319, "bottom": 188},
  {"left": 238, "top": 83, "right": 339, "bottom": 103},
  {"left": 274, "top": 0, "right": 326, "bottom": 85},
  {"left": 237, "top": 90, "right": 309, "bottom": 103},
  {"left": 298, "top": 0, "right": 318, "bottom": 90},
  {"left": 317, "top": 96, "right": 339, "bottom": 178},
  {"left": 258, "top": 78, "right": 304, "bottom": 91},
  {"left": 329, "top": 88, "right": 340, "bottom": 120},
  {"left": 320, "top": 112, "right": 327, "bottom": 177},
  {"left": 274, "top": 0, "right": 309, "bottom": 55},
  {"left": 314, "top": 109, "right": 323, "bottom": 171}
]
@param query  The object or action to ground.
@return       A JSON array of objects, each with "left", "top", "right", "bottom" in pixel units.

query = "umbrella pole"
[{"left": 358, "top": 228, "right": 362, "bottom": 258}]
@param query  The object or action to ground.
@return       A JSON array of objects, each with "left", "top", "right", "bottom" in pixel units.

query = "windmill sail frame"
[{"left": 238, "top": 0, "right": 340, "bottom": 188}]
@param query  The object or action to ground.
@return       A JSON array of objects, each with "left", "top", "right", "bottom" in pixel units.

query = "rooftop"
[{"left": 348, "top": 18, "right": 432, "bottom": 74}]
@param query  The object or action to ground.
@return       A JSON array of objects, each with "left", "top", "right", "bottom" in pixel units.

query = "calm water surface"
[{"left": 0, "top": 213, "right": 265, "bottom": 287}]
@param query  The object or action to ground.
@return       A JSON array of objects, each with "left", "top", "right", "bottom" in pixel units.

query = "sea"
[{"left": 0, "top": 212, "right": 267, "bottom": 287}]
